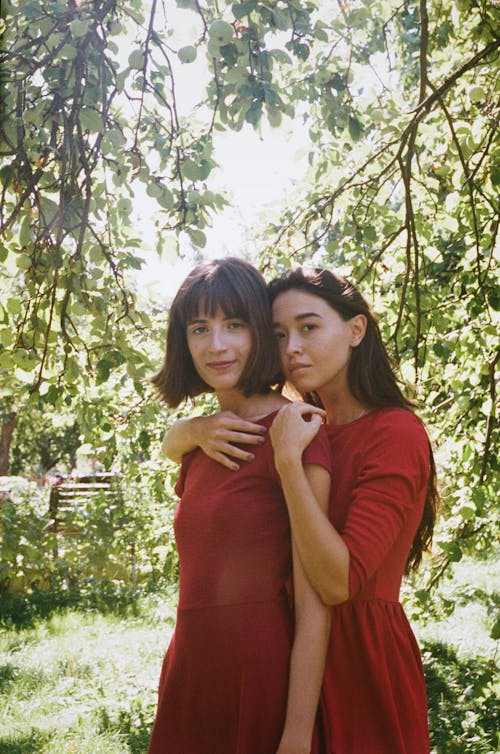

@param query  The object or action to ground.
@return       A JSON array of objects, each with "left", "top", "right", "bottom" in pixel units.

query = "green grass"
[
  {"left": 0, "top": 561, "right": 498, "bottom": 754},
  {"left": 0, "top": 594, "right": 176, "bottom": 754},
  {"left": 412, "top": 557, "right": 499, "bottom": 754}
]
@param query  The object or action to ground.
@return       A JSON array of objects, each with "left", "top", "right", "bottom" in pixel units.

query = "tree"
[{"left": 1, "top": 0, "right": 498, "bottom": 585}]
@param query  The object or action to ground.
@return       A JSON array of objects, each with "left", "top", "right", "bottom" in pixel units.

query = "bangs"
[{"left": 180, "top": 272, "right": 250, "bottom": 325}]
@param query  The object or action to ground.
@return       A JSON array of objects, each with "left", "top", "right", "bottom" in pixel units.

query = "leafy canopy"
[{"left": 0, "top": 0, "right": 499, "bottom": 589}]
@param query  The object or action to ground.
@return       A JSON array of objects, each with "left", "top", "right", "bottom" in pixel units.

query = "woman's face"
[
  {"left": 186, "top": 306, "right": 253, "bottom": 393},
  {"left": 272, "top": 289, "right": 365, "bottom": 397}
]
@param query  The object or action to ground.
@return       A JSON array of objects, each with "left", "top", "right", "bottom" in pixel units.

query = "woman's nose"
[
  {"left": 208, "top": 328, "right": 226, "bottom": 351},
  {"left": 285, "top": 333, "right": 303, "bottom": 355}
]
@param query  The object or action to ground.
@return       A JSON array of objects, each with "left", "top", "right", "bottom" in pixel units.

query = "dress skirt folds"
[{"left": 147, "top": 412, "right": 332, "bottom": 754}]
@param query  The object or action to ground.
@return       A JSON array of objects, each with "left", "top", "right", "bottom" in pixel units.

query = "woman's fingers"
[
  {"left": 283, "top": 402, "right": 326, "bottom": 419},
  {"left": 220, "top": 430, "right": 266, "bottom": 446},
  {"left": 212, "top": 412, "right": 266, "bottom": 442},
  {"left": 211, "top": 451, "right": 242, "bottom": 472},
  {"left": 199, "top": 412, "right": 267, "bottom": 468},
  {"left": 269, "top": 403, "right": 324, "bottom": 463}
]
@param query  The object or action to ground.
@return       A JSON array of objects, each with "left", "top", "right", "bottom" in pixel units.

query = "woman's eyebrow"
[
  {"left": 273, "top": 312, "right": 322, "bottom": 326},
  {"left": 295, "top": 312, "right": 322, "bottom": 320}
]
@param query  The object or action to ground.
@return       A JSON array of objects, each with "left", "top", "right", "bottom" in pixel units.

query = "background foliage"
[
  {"left": 0, "top": 1, "right": 499, "bottom": 749},
  {"left": 1, "top": 0, "right": 498, "bottom": 601},
  {"left": 0, "top": 0, "right": 500, "bottom": 754}
]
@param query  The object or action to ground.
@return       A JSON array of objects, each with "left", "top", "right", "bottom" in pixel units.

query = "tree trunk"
[{"left": 0, "top": 413, "right": 17, "bottom": 475}]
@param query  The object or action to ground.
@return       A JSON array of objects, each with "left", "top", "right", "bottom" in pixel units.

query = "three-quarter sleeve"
[{"left": 341, "top": 412, "right": 430, "bottom": 598}]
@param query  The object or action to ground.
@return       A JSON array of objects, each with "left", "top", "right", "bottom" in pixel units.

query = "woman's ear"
[{"left": 349, "top": 314, "right": 367, "bottom": 347}]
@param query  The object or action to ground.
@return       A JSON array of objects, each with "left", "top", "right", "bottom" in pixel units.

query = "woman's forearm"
[
  {"left": 269, "top": 403, "right": 348, "bottom": 603},
  {"left": 278, "top": 536, "right": 330, "bottom": 754},
  {"left": 161, "top": 417, "right": 202, "bottom": 462},
  {"left": 278, "top": 461, "right": 350, "bottom": 606}
]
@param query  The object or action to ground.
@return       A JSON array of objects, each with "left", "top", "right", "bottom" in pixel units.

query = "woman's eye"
[
  {"left": 228, "top": 321, "right": 245, "bottom": 329},
  {"left": 303, "top": 323, "right": 317, "bottom": 332},
  {"left": 274, "top": 331, "right": 285, "bottom": 340}
]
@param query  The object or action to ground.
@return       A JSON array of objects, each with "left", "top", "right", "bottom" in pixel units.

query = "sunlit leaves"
[{"left": 0, "top": 0, "right": 498, "bottom": 589}]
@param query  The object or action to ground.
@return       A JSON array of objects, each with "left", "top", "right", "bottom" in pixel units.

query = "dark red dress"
[
  {"left": 148, "top": 411, "right": 331, "bottom": 754},
  {"left": 322, "top": 408, "right": 431, "bottom": 754}
]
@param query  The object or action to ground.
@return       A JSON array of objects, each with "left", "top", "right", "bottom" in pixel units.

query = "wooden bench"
[{"left": 45, "top": 472, "right": 121, "bottom": 555}]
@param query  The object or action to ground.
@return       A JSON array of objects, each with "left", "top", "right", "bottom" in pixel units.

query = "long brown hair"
[{"left": 268, "top": 266, "right": 438, "bottom": 572}]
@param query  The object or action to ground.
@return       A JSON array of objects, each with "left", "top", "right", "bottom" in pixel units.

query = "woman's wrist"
[
  {"left": 274, "top": 449, "right": 303, "bottom": 476},
  {"left": 187, "top": 415, "right": 206, "bottom": 447}
]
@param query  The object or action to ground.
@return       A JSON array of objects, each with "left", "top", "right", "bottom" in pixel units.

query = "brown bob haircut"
[
  {"left": 152, "top": 257, "right": 281, "bottom": 407},
  {"left": 268, "top": 266, "right": 439, "bottom": 573}
]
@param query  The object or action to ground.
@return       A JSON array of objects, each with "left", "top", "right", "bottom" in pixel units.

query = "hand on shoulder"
[
  {"left": 270, "top": 403, "right": 326, "bottom": 469},
  {"left": 194, "top": 411, "right": 268, "bottom": 471}
]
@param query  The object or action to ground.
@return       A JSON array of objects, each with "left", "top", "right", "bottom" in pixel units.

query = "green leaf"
[
  {"left": 19, "top": 217, "right": 32, "bottom": 247},
  {"left": 182, "top": 160, "right": 203, "bottom": 181},
  {"left": 491, "top": 615, "right": 500, "bottom": 641},
  {"left": 220, "top": 43, "right": 238, "bottom": 67},
  {"left": 272, "top": 8, "right": 290, "bottom": 30},
  {"left": 0, "top": 328, "right": 14, "bottom": 347},
  {"left": 117, "top": 198, "right": 133, "bottom": 216},
  {"left": 0, "top": 351, "right": 13, "bottom": 368},
  {"left": 469, "top": 85, "right": 485, "bottom": 102},
  {"left": 128, "top": 49, "right": 145, "bottom": 69},
  {"left": 294, "top": 42, "right": 310, "bottom": 60},
  {"left": 269, "top": 49, "right": 292, "bottom": 65},
  {"left": 157, "top": 189, "right": 175, "bottom": 210},
  {"left": 96, "top": 359, "right": 112, "bottom": 384},
  {"left": 186, "top": 228, "right": 206, "bottom": 248},
  {"left": 245, "top": 103, "right": 262, "bottom": 126},
  {"left": 267, "top": 106, "right": 282, "bottom": 128},
  {"left": 79, "top": 108, "right": 102, "bottom": 133},
  {"left": 146, "top": 181, "right": 163, "bottom": 198},
  {"left": 70, "top": 19, "right": 90, "bottom": 37},
  {"left": 232, "top": 1, "right": 257, "bottom": 19},
  {"left": 7, "top": 298, "right": 22, "bottom": 316},
  {"left": 437, "top": 541, "right": 463, "bottom": 562},
  {"left": 13, "top": 349, "right": 38, "bottom": 371},
  {"left": 16, "top": 252, "right": 32, "bottom": 270},
  {"left": 348, "top": 116, "right": 363, "bottom": 140}
]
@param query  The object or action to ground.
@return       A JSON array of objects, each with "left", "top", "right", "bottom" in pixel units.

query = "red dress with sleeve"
[
  {"left": 322, "top": 408, "right": 431, "bottom": 754},
  {"left": 147, "top": 411, "right": 331, "bottom": 754}
]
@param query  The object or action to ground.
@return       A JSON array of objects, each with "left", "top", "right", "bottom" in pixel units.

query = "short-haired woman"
[{"left": 147, "top": 258, "right": 331, "bottom": 754}]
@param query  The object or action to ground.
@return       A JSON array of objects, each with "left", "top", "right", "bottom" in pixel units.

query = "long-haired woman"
[{"left": 268, "top": 267, "right": 438, "bottom": 754}]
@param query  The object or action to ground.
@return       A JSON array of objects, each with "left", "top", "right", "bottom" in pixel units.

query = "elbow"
[
  {"left": 315, "top": 565, "right": 350, "bottom": 605},
  {"left": 319, "top": 583, "right": 349, "bottom": 607},
  {"left": 161, "top": 437, "right": 181, "bottom": 463},
  {"left": 314, "top": 557, "right": 350, "bottom": 606}
]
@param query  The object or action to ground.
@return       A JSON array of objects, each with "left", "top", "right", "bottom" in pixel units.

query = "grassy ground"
[
  {"left": 0, "top": 560, "right": 498, "bottom": 754},
  {"left": 0, "top": 593, "right": 176, "bottom": 754}
]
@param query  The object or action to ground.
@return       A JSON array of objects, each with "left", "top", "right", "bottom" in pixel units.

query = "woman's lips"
[
  {"left": 288, "top": 363, "right": 310, "bottom": 376},
  {"left": 206, "top": 360, "right": 236, "bottom": 371}
]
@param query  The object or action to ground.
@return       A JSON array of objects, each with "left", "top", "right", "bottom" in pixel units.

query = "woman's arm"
[
  {"left": 161, "top": 411, "right": 267, "bottom": 469},
  {"left": 270, "top": 404, "right": 350, "bottom": 606},
  {"left": 277, "top": 464, "right": 331, "bottom": 754},
  {"left": 272, "top": 405, "right": 430, "bottom": 605}
]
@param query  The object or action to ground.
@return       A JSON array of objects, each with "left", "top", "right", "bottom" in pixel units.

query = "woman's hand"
[
  {"left": 162, "top": 412, "right": 267, "bottom": 468},
  {"left": 190, "top": 411, "right": 267, "bottom": 470},
  {"left": 270, "top": 403, "right": 326, "bottom": 472}
]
